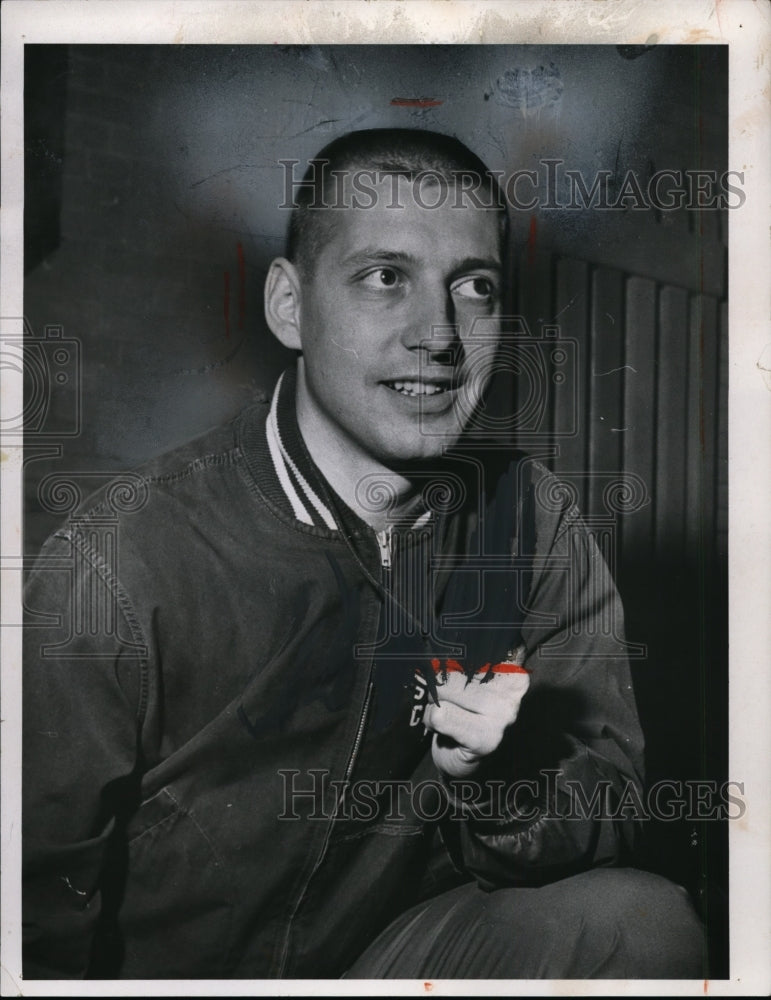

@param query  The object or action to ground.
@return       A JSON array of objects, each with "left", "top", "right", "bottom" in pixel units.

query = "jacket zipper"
[
  {"left": 342, "top": 677, "right": 374, "bottom": 783},
  {"left": 276, "top": 528, "right": 391, "bottom": 975},
  {"left": 375, "top": 526, "right": 392, "bottom": 570},
  {"left": 276, "top": 676, "right": 373, "bottom": 975},
  {"left": 343, "top": 528, "right": 388, "bottom": 784}
]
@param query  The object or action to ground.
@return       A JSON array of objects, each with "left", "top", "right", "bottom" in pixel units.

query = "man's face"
[{"left": 294, "top": 174, "right": 503, "bottom": 473}]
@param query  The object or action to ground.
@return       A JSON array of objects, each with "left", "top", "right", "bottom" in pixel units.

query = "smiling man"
[
  {"left": 267, "top": 150, "right": 503, "bottom": 489},
  {"left": 23, "top": 128, "right": 704, "bottom": 980}
]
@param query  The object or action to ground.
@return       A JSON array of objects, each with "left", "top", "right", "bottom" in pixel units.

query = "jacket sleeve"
[
  {"left": 22, "top": 524, "right": 150, "bottom": 978},
  {"left": 443, "top": 473, "right": 646, "bottom": 888}
]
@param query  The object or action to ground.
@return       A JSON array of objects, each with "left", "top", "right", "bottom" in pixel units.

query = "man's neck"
[
  {"left": 299, "top": 431, "right": 423, "bottom": 533},
  {"left": 294, "top": 375, "right": 423, "bottom": 533}
]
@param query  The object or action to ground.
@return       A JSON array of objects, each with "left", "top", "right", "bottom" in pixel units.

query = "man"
[{"left": 22, "top": 128, "right": 703, "bottom": 979}]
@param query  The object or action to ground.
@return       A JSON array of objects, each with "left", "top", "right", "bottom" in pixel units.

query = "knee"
[{"left": 571, "top": 868, "right": 705, "bottom": 979}]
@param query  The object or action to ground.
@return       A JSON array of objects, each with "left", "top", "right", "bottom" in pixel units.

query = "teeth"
[{"left": 390, "top": 380, "right": 447, "bottom": 396}]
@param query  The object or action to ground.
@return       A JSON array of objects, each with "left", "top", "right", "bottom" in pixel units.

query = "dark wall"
[
  {"left": 23, "top": 44, "right": 726, "bottom": 508},
  {"left": 23, "top": 43, "right": 728, "bottom": 973}
]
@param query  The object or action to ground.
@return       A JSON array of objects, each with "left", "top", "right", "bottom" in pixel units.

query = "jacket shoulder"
[{"left": 61, "top": 397, "right": 270, "bottom": 525}]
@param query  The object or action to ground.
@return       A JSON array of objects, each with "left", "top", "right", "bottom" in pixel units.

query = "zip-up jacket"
[{"left": 22, "top": 367, "right": 645, "bottom": 978}]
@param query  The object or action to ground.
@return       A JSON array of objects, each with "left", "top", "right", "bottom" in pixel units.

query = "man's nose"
[{"left": 401, "top": 285, "right": 458, "bottom": 360}]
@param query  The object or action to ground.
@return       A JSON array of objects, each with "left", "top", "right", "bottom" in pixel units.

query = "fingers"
[
  {"left": 422, "top": 670, "right": 530, "bottom": 776},
  {"left": 430, "top": 738, "right": 480, "bottom": 780},
  {"left": 425, "top": 670, "right": 530, "bottom": 714},
  {"left": 419, "top": 664, "right": 531, "bottom": 778},
  {"left": 423, "top": 700, "right": 501, "bottom": 758}
]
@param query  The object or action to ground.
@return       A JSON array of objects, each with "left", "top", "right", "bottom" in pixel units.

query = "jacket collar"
[
  {"left": 250, "top": 365, "right": 432, "bottom": 544},
  {"left": 265, "top": 370, "right": 338, "bottom": 531}
]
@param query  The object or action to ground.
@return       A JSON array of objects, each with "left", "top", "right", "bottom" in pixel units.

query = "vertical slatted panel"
[
  {"left": 512, "top": 247, "right": 554, "bottom": 456},
  {"left": 651, "top": 285, "right": 693, "bottom": 817},
  {"left": 510, "top": 241, "right": 727, "bottom": 966},
  {"left": 588, "top": 267, "right": 625, "bottom": 519},
  {"left": 553, "top": 257, "right": 589, "bottom": 492},
  {"left": 515, "top": 248, "right": 553, "bottom": 342},
  {"left": 686, "top": 292, "right": 720, "bottom": 794},
  {"left": 655, "top": 287, "right": 690, "bottom": 564},
  {"left": 691, "top": 291, "right": 728, "bottom": 962},
  {"left": 715, "top": 301, "right": 728, "bottom": 563},
  {"left": 621, "top": 277, "right": 657, "bottom": 565},
  {"left": 687, "top": 294, "right": 719, "bottom": 557},
  {"left": 685, "top": 295, "right": 703, "bottom": 557},
  {"left": 645, "top": 283, "right": 698, "bottom": 909}
]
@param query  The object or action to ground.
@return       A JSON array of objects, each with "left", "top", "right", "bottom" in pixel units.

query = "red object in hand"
[{"left": 430, "top": 657, "right": 531, "bottom": 682}]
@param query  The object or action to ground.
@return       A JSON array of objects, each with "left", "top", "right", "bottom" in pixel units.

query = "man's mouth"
[{"left": 383, "top": 379, "right": 453, "bottom": 397}]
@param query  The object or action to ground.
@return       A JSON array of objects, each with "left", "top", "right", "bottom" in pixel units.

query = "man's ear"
[{"left": 264, "top": 257, "right": 303, "bottom": 351}]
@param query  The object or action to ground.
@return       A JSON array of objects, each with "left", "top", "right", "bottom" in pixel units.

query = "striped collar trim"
[
  {"left": 266, "top": 372, "right": 338, "bottom": 531},
  {"left": 265, "top": 368, "right": 433, "bottom": 535}
]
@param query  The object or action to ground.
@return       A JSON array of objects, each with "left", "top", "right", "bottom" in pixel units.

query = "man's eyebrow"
[
  {"left": 341, "top": 248, "right": 418, "bottom": 267},
  {"left": 341, "top": 249, "right": 501, "bottom": 273},
  {"left": 450, "top": 257, "right": 502, "bottom": 275}
]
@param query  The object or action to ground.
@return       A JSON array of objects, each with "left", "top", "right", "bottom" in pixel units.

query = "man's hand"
[{"left": 422, "top": 666, "right": 530, "bottom": 779}]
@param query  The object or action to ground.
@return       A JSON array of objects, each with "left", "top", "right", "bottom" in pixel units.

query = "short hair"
[{"left": 286, "top": 128, "right": 508, "bottom": 279}]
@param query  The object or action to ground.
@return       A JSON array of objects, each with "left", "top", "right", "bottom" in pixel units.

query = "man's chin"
[{"left": 375, "top": 434, "right": 466, "bottom": 469}]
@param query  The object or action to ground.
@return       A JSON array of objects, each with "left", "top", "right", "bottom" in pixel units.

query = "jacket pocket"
[
  {"left": 114, "top": 787, "right": 235, "bottom": 978},
  {"left": 282, "top": 822, "right": 430, "bottom": 976}
]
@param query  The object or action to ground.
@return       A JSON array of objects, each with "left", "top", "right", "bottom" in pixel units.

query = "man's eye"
[
  {"left": 360, "top": 268, "right": 400, "bottom": 289},
  {"left": 452, "top": 276, "right": 495, "bottom": 300}
]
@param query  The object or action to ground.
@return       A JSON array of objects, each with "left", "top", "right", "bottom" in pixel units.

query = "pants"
[{"left": 345, "top": 868, "right": 705, "bottom": 979}]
